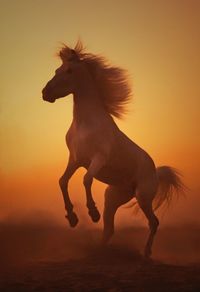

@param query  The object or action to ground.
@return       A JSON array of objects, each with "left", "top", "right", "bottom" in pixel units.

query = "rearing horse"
[{"left": 42, "top": 41, "right": 184, "bottom": 258}]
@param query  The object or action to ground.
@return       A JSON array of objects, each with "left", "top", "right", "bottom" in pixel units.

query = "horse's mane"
[{"left": 58, "top": 40, "right": 132, "bottom": 119}]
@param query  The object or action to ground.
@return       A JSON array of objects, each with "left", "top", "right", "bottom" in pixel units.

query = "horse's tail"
[
  {"left": 153, "top": 166, "right": 185, "bottom": 211},
  {"left": 129, "top": 166, "right": 185, "bottom": 213}
]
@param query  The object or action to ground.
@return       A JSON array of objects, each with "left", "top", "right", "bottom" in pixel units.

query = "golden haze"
[{"left": 1, "top": 0, "right": 200, "bottom": 225}]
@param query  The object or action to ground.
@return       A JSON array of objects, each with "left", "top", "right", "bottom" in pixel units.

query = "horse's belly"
[{"left": 94, "top": 164, "right": 135, "bottom": 186}]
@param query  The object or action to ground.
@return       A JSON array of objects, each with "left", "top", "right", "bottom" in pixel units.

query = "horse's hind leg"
[
  {"left": 102, "top": 186, "right": 133, "bottom": 244},
  {"left": 136, "top": 191, "right": 159, "bottom": 258}
]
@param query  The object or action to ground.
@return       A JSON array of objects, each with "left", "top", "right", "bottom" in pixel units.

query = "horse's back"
[{"left": 113, "top": 129, "right": 155, "bottom": 172}]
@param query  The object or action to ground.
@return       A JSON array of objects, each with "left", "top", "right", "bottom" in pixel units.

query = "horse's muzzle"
[
  {"left": 42, "top": 88, "right": 55, "bottom": 103},
  {"left": 43, "top": 96, "right": 55, "bottom": 103}
]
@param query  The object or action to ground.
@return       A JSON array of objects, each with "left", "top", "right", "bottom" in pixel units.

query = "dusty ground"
[{"left": 0, "top": 220, "right": 200, "bottom": 291}]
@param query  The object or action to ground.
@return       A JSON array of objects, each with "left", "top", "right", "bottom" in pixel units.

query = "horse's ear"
[{"left": 69, "top": 50, "right": 80, "bottom": 62}]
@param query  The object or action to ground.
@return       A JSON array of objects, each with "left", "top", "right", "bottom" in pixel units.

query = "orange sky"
[{"left": 1, "top": 0, "right": 200, "bottom": 225}]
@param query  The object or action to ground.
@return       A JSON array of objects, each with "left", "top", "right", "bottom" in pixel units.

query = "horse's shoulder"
[{"left": 66, "top": 122, "right": 76, "bottom": 146}]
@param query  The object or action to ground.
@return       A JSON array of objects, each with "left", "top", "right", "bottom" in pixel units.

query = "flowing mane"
[{"left": 58, "top": 41, "right": 132, "bottom": 119}]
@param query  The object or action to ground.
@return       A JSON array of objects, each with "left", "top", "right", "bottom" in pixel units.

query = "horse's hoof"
[
  {"left": 65, "top": 212, "right": 79, "bottom": 227},
  {"left": 88, "top": 207, "right": 101, "bottom": 222}
]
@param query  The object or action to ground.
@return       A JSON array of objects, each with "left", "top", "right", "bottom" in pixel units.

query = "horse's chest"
[{"left": 66, "top": 126, "right": 96, "bottom": 161}]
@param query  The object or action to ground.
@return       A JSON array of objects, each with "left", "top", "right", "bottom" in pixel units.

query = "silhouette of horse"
[{"left": 42, "top": 40, "right": 184, "bottom": 258}]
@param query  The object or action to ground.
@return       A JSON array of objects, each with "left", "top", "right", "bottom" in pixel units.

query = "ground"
[{"left": 0, "top": 220, "right": 200, "bottom": 291}]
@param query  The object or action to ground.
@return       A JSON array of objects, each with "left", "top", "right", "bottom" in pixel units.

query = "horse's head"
[{"left": 42, "top": 45, "right": 85, "bottom": 103}]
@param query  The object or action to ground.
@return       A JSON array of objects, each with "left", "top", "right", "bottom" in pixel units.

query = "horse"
[{"left": 42, "top": 40, "right": 184, "bottom": 258}]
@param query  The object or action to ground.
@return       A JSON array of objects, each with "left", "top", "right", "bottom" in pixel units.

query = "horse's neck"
[
  {"left": 71, "top": 72, "right": 116, "bottom": 131},
  {"left": 73, "top": 88, "right": 106, "bottom": 126}
]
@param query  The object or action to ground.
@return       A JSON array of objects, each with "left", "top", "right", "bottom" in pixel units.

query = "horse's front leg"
[
  {"left": 59, "top": 156, "right": 79, "bottom": 227},
  {"left": 83, "top": 154, "right": 105, "bottom": 222}
]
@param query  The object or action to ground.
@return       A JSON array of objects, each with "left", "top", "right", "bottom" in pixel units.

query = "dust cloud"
[
  {"left": 0, "top": 210, "right": 200, "bottom": 268},
  {"left": 0, "top": 210, "right": 200, "bottom": 291}
]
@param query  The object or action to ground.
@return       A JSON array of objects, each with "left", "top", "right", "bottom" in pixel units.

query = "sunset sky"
[{"left": 1, "top": 0, "right": 200, "bottom": 226}]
